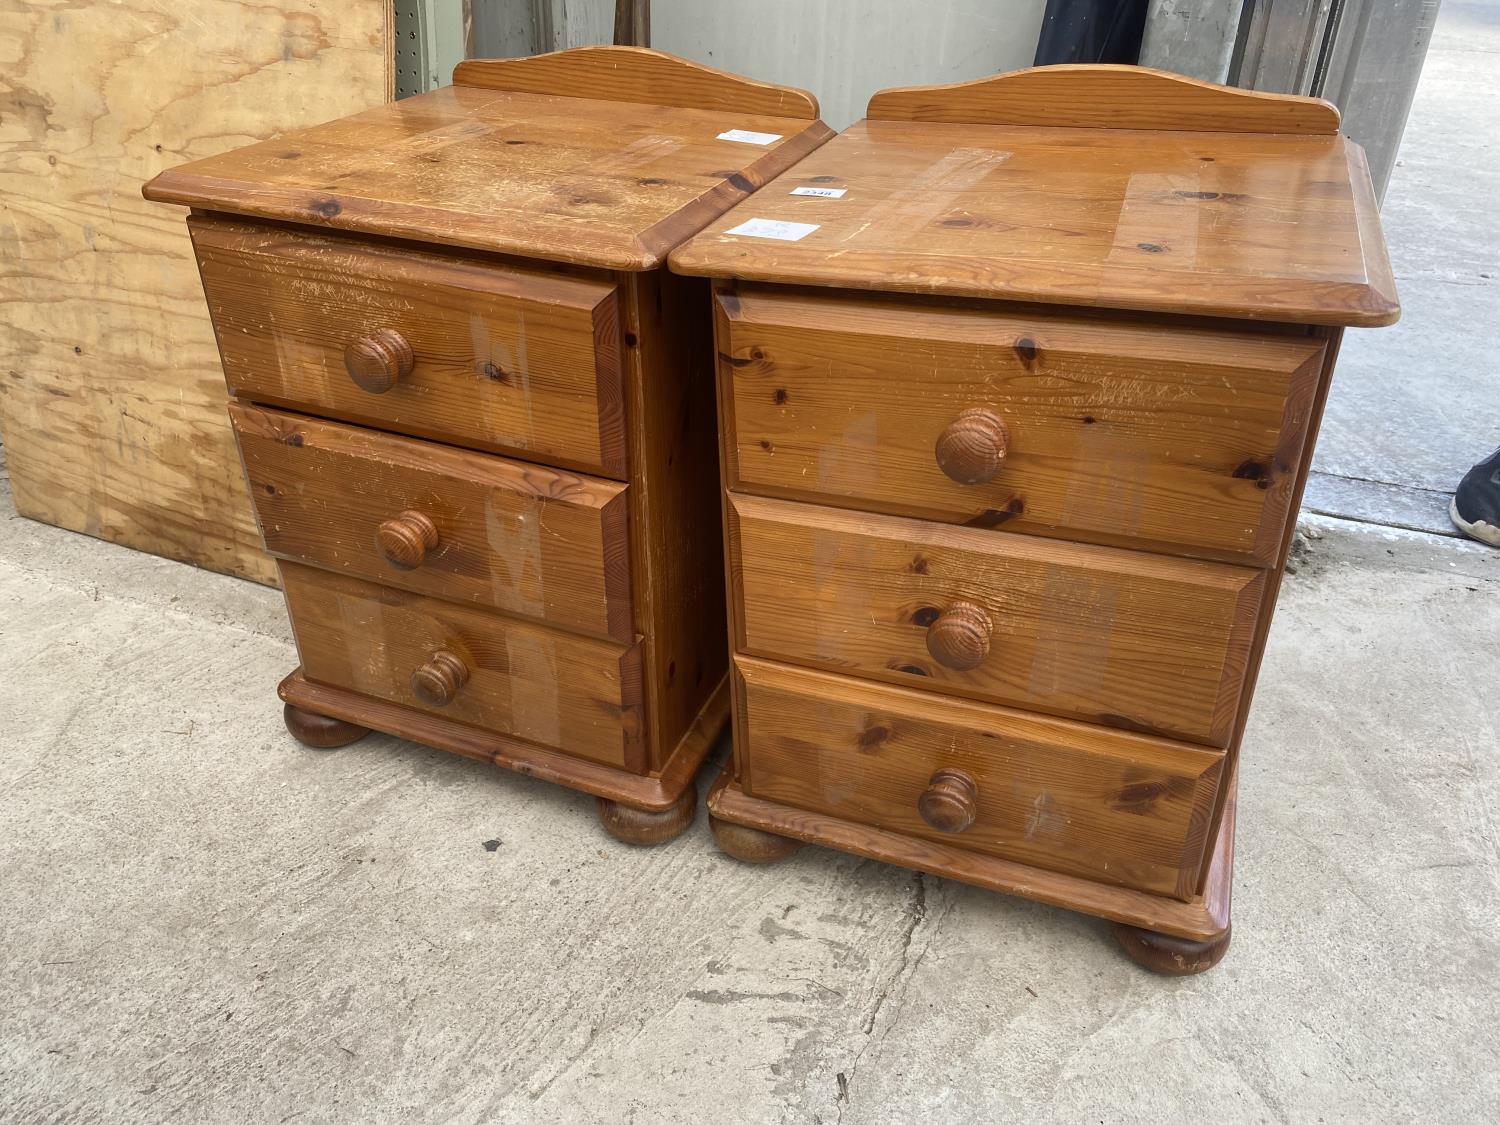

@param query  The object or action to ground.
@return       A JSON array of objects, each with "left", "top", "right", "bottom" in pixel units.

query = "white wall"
[
  {"left": 465, "top": 1, "right": 1047, "bottom": 129},
  {"left": 651, "top": 0, "right": 1047, "bottom": 129}
]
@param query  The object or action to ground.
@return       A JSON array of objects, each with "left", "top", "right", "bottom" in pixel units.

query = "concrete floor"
[
  {"left": 5, "top": 7, "right": 1500, "bottom": 1122},
  {"left": 3, "top": 452, "right": 1498, "bottom": 1123}
]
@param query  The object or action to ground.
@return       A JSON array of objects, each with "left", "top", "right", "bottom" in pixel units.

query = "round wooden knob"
[
  {"left": 917, "top": 768, "right": 978, "bottom": 834},
  {"left": 935, "top": 408, "right": 1009, "bottom": 484},
  {"left": 410, "top": 650, "right": 469, "bottom": 707},
  {"left": 925, "top": 601, "right": 992, "bottom": 671},
  {"left": 376, "top": 510, "right": 439, "bottom": 570},
  {"left": 343, "top": 327, "right": 413, "bottom": 393}
]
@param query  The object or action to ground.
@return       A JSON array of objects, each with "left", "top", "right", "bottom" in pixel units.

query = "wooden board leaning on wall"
[{"left": 0, "top": 0, "right": 393, "bottom": 584}]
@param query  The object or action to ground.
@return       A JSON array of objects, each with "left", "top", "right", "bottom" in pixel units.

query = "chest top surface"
[
  {"left": 670, "top": 65, "right": 1398, "bottom": 327},
  {"left": 143, "top": 47, "right": 831, "bottom": 271}
]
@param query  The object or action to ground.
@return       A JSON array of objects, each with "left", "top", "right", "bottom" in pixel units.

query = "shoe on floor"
[{"left": 1450, "top": 446, "right": 1500, "bottom": 547}]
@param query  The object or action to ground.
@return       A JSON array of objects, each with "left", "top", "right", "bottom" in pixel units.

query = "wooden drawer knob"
[
  {"left": 410, "top": 650, "right": 469, "bottom": 707},
  {"left": 918, "top": 768, "right": 979, "bottom": 834},
  {"left": 376, "top": 510, "right": 439, "bottom": 570},
  {"left": 935, "top": 408, "right": 1009, "bottom": 484},
  {"left": 925, "top": 601, "right": 992, "bottom": 670},
  {"left": 344, "top": 327, "right": 414, "bottom": 393}
]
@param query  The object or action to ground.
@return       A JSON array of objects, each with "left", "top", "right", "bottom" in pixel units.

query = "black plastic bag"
[{"left": 1033, "top": 0, "right": 1148, "bottom": 65}]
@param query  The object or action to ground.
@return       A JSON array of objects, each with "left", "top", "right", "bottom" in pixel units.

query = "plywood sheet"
[{"left": 0, "top": 0, "right": 393, "bottom": 583}]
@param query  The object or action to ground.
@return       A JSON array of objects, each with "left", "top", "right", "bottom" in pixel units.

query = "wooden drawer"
[
  {"left": 728, "top": 494, "right": 1262, "bottom": 746},
  {"left": 231, "top": 404, "right": 632, "bottom": 642},
  {"left": 735, "top": 656, "right": 1223, "bottom": 899},
  {"left": 192, "top": 216, "right": 626, "bottom": 478},
  {"left": 281, "top": 563, "right": 645, "bottom": 771},
  {"left": 717, "top": 286, "right": 1326, "bottom": 565}
]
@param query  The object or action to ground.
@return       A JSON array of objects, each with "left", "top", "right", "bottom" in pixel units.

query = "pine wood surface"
[
  {"left": 454, "top": 46, "right": 820, "bottom": 119},
  {"left": 707, "top": 756, "right": 1235, "bottom": 941},
  {"left": 866, "top": 64, "right": 1341, "bottom": 133},
  {"left": 716, "top": 285, "right": 1327, "bottom": 565},
  {"left": 1191, "top": 326, "right": 1343, "bottom": 894},
  {"left": 230, "top": 404, "right": 633, "bottom": 642},
  {"left": 113, "top": 48, "right": 814, "bottom": 816},
  {"left": 280, "top": 562, "right": 645, "bottom": 771},
  {"left": 691, "top": 69, "right": 1385, "bottom": 950},
  {"left": 595, "top": 785, "right": 699, "bottom": 847},
  {"left": 727, "top": 493, "right": 1265, "bottom": 747},
  {"left": 670, "top": 108, "right": 1398, "bottom": 327},
  {"left": 1111, "top": 920, "right": 1232, "bottom": 975},
  {"left": 192, "top": 217, "right": 627, "bottom": 478},
  {"left": 0, "top": 0, "right": 392, "bottom": 584},
  {"left": 280, "top": 670, "right": 729, "bottom": 812},
  {"left": 619, "top": 271, "right": 730, "bottom": 768},
  {"left": 143, "top": 49, "right": 804, "bottom": 793},
  {"left": 145, "top": 53, "right": 835, "bottom": 271},
  {"left": 283, "top": 703, "right": 369, "bottom": 749},
  {"left": 732, "top": 657, "right": 1224, "bottom": 900},
  {"left": 709, "top": 815, "right": 807, "bottom": 865}
]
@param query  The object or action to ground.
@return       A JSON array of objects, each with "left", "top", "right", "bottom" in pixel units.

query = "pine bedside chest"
[
  {"left": 670, "top": 65, "right": 1398, "bottom": 972},
  {"left": 143, "top": 48, "right": 831, "bottom": 844}
]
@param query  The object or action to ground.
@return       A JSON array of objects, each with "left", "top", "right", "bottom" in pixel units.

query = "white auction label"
[
  {"left": 717, "top": 128, "right": 783, "bottom": 145},
  {"left": 790, "top": 186, "right": 847, "bottom": 199},
  {"left": 725, "top": 218, "right": 820, "bottom": 242}
]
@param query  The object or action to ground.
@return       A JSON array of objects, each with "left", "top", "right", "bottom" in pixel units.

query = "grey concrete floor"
[
  {"left": 6, "top": 7, "right": 1500, "bottom": 1121},
  {"left": 1309, "top": 0, "right": 1500, "bottom": 535},
  {"left": 3, "top": 448, "right": 1498, "bottom": 1123}
]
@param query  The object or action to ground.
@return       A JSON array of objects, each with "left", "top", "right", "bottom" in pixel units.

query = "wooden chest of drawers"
[
  {"left": 144, "top": 47, "right": 831, "bottom": 843},
  {"left": 670, "top": 66, "right": 1397, "bottom": 972}
]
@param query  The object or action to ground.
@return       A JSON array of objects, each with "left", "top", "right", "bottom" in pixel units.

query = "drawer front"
[
  {"left": 718, "top": 286, "right": 1326, "bottom": 565},
  {"left": 736, "top": 656, "right": 1223, "bottom": 899},
  {"left": 282, "top": 563, "right": 645, "bottom": 771},
  {"left": 193, "top": 216, "right": 625, "bottom": 477},
  {"left": 232, "top": 404, "right": 632, "bottom": 642},
  {"left": 729, "top": 494, "right": 1262, "bottom": 746}
]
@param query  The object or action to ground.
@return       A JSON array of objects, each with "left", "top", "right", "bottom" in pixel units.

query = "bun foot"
[
  {"left": 596, "top": 784, "right": 696, "bottom": 846},
  {"left": 1111, "top": 922, "right": 1231, "bottom": 976},
  {"left": 283, "top": 703, "right": 369, "bottom": 750},
  {"left": 710, "top": 815, "right": 804, "bottom": 864}
]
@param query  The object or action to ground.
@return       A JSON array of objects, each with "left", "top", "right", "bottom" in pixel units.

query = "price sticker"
[
  {"left": 724, "top": 218, "right": 820, "bottom": 242},
  {"left": 717, "top": 128, "right": 783, "bottom": 146}
]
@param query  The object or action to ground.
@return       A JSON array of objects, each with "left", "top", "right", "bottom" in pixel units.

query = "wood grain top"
[
  {"left": 671, "top": 107, "right": 1398, "bottom": 326},
  {"left": 145, "top": 49, "right": 832, "bottom": 270}
]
